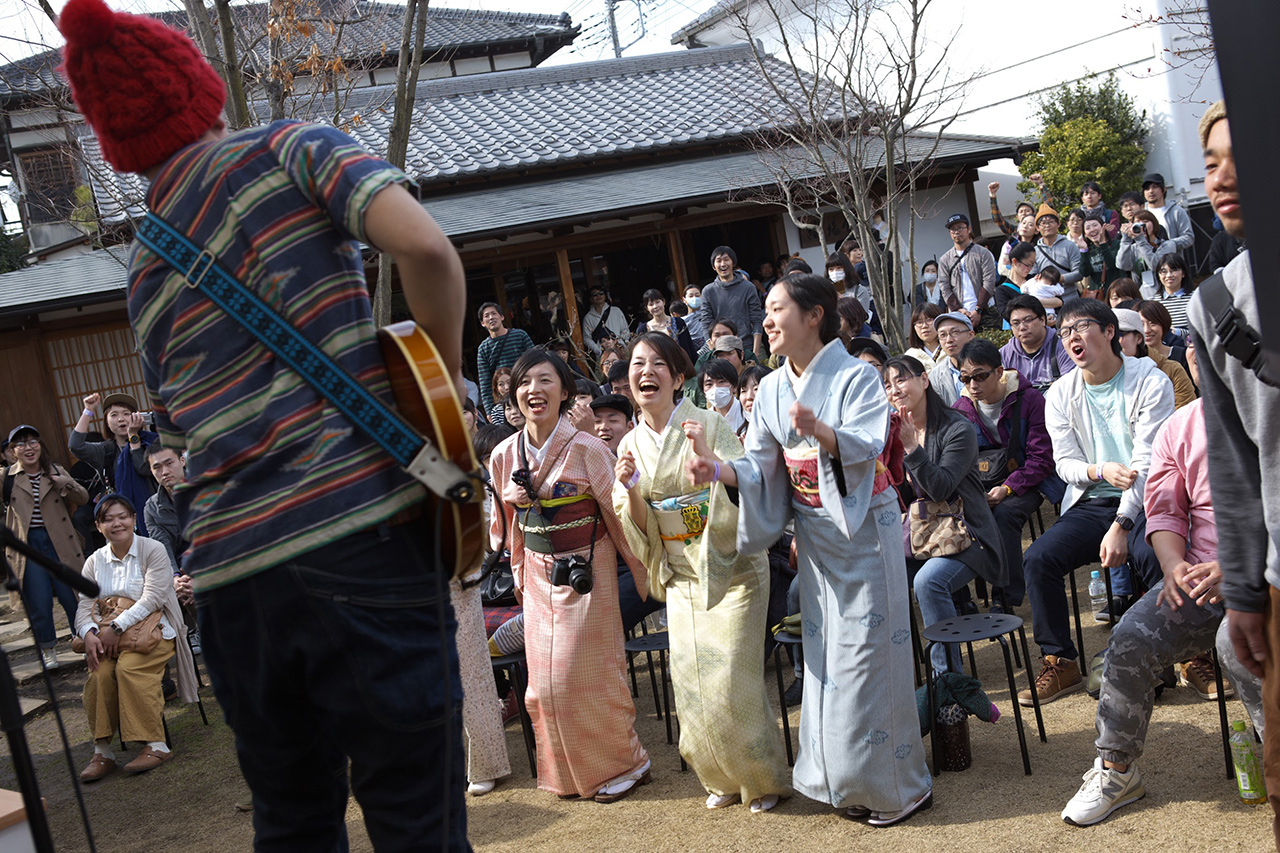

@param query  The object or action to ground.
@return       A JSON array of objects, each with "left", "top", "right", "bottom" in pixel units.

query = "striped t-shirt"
[
  {"left": 127, "top": 121, "right": 423, "bottom": 591},
  {"left": 28, "top": 474, "right": 43, "bottom": 528}
]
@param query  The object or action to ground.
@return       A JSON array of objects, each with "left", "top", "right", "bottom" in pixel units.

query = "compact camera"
[
  {"left": 1132, "top": 222, "right": 1145, "bottom": 234},
  {"left": 551, "top": 554, "right": 593, "bottom": 594}
]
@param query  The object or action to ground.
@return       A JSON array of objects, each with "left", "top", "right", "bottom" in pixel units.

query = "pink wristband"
[{"left": 624, "top": 469, "right": 640, "bottom": 491}]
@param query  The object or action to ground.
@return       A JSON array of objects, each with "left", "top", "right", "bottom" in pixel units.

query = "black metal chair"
[
  {"left": 490, "top": 651, "right": 536, "bottom": 777},
  {"left": 623, "top": 631, "right": 685, "bottom": 771},
  {"left": 769, "top": 632, "right": 802, "bottom": 766},
  {"left": 922, "top": 613, "right": 1046, "bottom": 776}
]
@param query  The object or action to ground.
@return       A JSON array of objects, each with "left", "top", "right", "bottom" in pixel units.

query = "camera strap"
[{"left": 514, "top": 431, "right": 601, "bottom": 564}]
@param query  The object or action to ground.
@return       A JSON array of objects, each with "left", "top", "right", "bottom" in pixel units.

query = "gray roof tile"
[{"left": 0, "top": 245, "right": 131, "bottom": 315}]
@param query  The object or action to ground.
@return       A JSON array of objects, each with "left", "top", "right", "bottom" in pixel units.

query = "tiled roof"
[
  {"left": 0, "top": 3, "right": 577, "bottom": 101},
  {"left": 337, "top": 43, "right": 819, "bottom": 184},
  {"left": 425, "top": 134, "right": 1028, "bottom": 239},
  {"left": 0, "top": 245, "right": 132, "bottom": 315},
  {"left": 670, "top": 1, "right": 748, "bottom": 46}
]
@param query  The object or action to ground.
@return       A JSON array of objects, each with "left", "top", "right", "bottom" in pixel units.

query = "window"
[{"left": 18, "top": 148, "right": 79, "bottom": 225}]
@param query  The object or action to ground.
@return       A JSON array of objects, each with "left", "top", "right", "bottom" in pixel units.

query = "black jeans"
[
  {"left": 991, "top": 488, "right": 1044, "bottom": 608},
  {"left": 197, "top": 523, "right": 470, "bottom": 852}
]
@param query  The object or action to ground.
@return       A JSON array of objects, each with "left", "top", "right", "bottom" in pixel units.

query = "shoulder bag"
[
  {"left": 70, "top": 595, "right": 164, "bottom": 655},
  {"left": 908, "top": 494, "right": 973, "bottom": 559}
]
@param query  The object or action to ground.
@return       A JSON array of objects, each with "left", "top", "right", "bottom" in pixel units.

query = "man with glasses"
[
  {"left": 1030, "top": 206, "right": 1083, "bottom": 297},
  {"left": 927, "top": 312, "right": 976, "bottom": 406},
  {"left": 1000, "top": 294, "right": 1076, "bottom": 392},
  {"left": 1017, "top": 299, "right": 1174, "bottom": 707}
]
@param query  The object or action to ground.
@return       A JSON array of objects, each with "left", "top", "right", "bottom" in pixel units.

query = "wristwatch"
[
  {"left": 128, "top": 434, "right": 141, "bottom": 445},
  {"left": 1114, "top": 513, "right": 1135, "bottom": 532}
]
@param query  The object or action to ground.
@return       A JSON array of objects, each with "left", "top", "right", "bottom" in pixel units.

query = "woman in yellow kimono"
[{"left": 614, "top": 332, "right": 791, "bottom": 813}]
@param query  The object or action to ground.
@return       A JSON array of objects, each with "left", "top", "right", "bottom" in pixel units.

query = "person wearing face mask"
[
  {"left": 683, "top": 284, "right": 708, "bottom": 346},
  {"left": 700, "top": 359, "right": 745, "bottom": 433},
  {"left": 912, "top": 260, "right": 943, "bottom": 307}
]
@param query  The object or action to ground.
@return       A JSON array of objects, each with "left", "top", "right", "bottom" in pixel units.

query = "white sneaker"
[
  {"left": 40, "top": 647, "right": 59, "bottom": 671},
  {"left": 188, "top": 629, "right": 202, "bottom": 656},
  {"left": 1062, "top": 758, "right": 1145, "bottom": 826},
  {"left": 467, "top": 779, "right": 496, "bottom": 796}
]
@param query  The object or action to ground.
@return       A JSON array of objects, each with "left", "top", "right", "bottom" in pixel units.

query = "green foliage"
[
  {"left": 1037, "top": 74, "right": 1148, "bottom": 149},
  {"left": 1017, "top": 117, "right": 1147, "bottom": 208},
  {"left": 0, "top": 229, "right": 28, "bottom": 275},
  {"left": 977, "top": 327, "right": 1012, "bottom": 349}
]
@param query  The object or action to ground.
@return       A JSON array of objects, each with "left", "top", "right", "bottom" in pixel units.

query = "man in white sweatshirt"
[{"left": 1018, "top": 298, "right": 1175, "bottom": 707}]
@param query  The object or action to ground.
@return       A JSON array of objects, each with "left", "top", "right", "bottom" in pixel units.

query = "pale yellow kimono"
[{"left": 614, "top": 400, "right": 791, "bottom": 803}]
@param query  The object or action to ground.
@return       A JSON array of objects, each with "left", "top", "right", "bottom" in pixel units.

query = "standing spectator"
[
  {"left": 997, "top": 214, "right": 1039, "bottom": 278},
  {"left": 891, "top": 354, "right": 1005, "bottom": 674},
  {"left": 1206, "top": 226, "right": 1244, "bottom": 275},
  {"left": 912, "top": 259, "right": 943, "bottom": 307},
  {"left": 836, "top": 295, "right": 873, "bottom": 346},
  {"left": 1117, "top": 191, "right": 1145, "bottom": 226},
  {"left": 57, "top": 0, "right": 472, "bottom": 842},
  {"left": 1024, "top": 267, "right": 1066, "bottom": 323},
  {"left": 1018, "top": 299, "right": 1174, "bottom": 706},
  {"left": 994, "top": 243, "right": 1037, "bottom": 322},
  {"left": 837, "top": 243, "right": 875, "bottom": 316},
  {"left": 4, "top": 425, "right": 87, "bottom": 670},
  {"left": 75, "top": 494, "right": 198, "bottom": 782},
  {"left": 755, "top": 257, "right": 779, "bottom": 295},
  {"left": 1, "top": 439, "right": 15, "bottom": 470},
  {"left": 825, "top": 251, "right": 855, "bottom": 297},
  {"left": 938, "top": 214, "right": 1000, "bottom": 331},
  {"left": 478, "top": 302, "right": 534, "bottom": 412},
  {"left": 927, "top": 312, "right": 976, "bottom": 407},
  {"left": 1079, "top": 181, "right": 1121, "bottom": 239},
  {"left": 142, "top": 443, "right": 198, "bottom": 650},
  {"left": 699, "top": 246, "right": 763, "bottom": 357},
  {"left": 635, "top": 288, "right": 697, "bottom": 365},
  {"left": 69, "top": 392, "right": 157, "bottom": 536},
  {"left": 1030, "top": 206, "right": 1083, "bottom": 295},
  {"left": 699, "top": 358, "right": 745, "bottom": 433},
  {"left": 1185, "top": 103, "right": 1280, "bottom": 845},
  {"left": 987, "top": 178, "right": 1041, "bottom": 236},
  {"left": 1107, "top": 278, "right": 1143, "bottom": 309},
  {"left": 1142, "top": 173, "right": 1195, "bottom": 255},
  {"left": 904, "top": 302, "right": 944, "bottom": 371},
  {"left": 1081, "top": 214, "right": 1124, "bottom": 296},
  {"left": 488, "top": 367, "right": 513, "bottom": 424},
  {"left": 1065, "top": 208, "right": 1089, "bottom": 254},
  {"left": 999, "top": 294, "right": 1076, "bottom": 392},
  {"left": 1151, "top": 254, "right": 1195, "bottom": 332},
  {"left": 590, "top": 394, "right": 633, "bottom": 456},
  {"left": 953, "top": 340, "right": 1057, "bottom": 609},
  {"left": 1117, "top": 211, "right": 1178, "bottom": 296},
  {"left": 582, "top": 286, "right": 631, "bottom": 359},
  {"left": 682, "top": 284, "right": 708, "bottom": 345}
]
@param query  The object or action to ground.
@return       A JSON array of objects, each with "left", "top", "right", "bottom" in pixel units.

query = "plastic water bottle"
[
  {"left": 1230, "top": 721, "right": 1267, "bottom": 804},
  {"left": 1088, "top": 570, "right": 1107, "bottom": 616}
]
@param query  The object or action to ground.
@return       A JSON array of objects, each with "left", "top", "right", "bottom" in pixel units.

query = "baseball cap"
[
  {"left": 713, "top": 334, "right": 744, "bottom": 353},
  {"left": 589, "top": 394, "right": 633, "bottom": 421},
  {"left": 7, "top": 424, "right": 39, "bottom": 444},
  {"left": 933, "top": 312, "right": 974, "bottom": 331},
  {"left": 101, "top": 392, "right": 139, "bottom": 413},
  {"left": 945, "top": 214, "right": 969, "bottom": 229},
  {"left": 1142, "top": 172, "right": 1166, "bottom": 189},
  {"left": 1113, "top": 308, "right": 1144, "bottom": 335}
]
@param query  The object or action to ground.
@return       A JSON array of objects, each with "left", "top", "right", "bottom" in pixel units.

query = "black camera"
[
  {"left": 1132, "top": 222, "right": 1145, "bottom": 234},
  {"left": 551, "top": 554, "right": 593, "bottom": 594}
]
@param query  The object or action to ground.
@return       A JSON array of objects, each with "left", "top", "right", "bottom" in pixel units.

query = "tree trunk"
[
  {"left": 373, "top": 0, "right": 428, "bottom": 327},
  {"left": 210, "top": 0, "right": 251, "bottom": 129}
]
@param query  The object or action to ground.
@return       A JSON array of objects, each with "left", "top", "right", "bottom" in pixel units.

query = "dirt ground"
[{"left": 0, "top": 584, "right": 1273, "bottom": 852}]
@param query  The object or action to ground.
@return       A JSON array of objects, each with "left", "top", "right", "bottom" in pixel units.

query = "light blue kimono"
[{"left": 728, "top": 339, "right": 930, "bottom": 811}]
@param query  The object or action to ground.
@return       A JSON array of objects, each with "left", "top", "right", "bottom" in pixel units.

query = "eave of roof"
[{"left": 670, "top": 0, "right": 749, "bottom": 46}]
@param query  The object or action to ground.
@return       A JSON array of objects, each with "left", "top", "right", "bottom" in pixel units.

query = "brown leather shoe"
[
  {"left": 1018, "top": 654, "right": 1082, "bottom": 707},
  {"left": 123, "top": 746, "right": 172, "bottom": 774},
  {"left": 80, "top": 754, "right": 116, "bottom": 783}
]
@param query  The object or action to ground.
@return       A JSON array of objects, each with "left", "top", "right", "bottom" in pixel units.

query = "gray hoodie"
[{"left": 1188, "top": 250, "right": 1280, "bottom": 610}]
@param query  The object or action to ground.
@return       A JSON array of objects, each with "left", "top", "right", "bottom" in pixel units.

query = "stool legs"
[
  {"left": 1212, "top": 647, "right": 1233, "bottom": 780},
  {"left": 507, "top": 661, "right": 537, "bottom": 778},
  {"left": 996, "top": 635, "right": 1032, "bottom": 775},
  {"left": 1019, "top": 624, "right": 1046, "bottom": 743},
  {"left": 772, "top": 643, "right": 795, "bottom": 767}
]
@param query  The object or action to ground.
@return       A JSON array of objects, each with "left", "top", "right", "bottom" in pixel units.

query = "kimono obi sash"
[
  {"left": 871, "top": 459, "right": 892, "bottom": 497},
  {"left": 518, "top": 494, "right": 600, "bottom": 555},
  {"left": 649, "top": 490, "right": 711, "bottom": 558},
  {"left": 784, "top": 445, "right": 822, "bottom": 508}
]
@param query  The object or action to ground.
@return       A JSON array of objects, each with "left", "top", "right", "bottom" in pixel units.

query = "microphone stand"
[{"left": 0, "top": 526, "right": 100, "bottom": 853}]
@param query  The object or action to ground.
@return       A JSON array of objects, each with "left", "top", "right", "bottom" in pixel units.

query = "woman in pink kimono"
[{"left": 488, "top": 348, "right": 651, "bottom": 802}]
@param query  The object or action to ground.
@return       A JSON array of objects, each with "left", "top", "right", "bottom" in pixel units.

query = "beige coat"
[
  {"left": 75, "top": 536, "right": 199, "bottom": 703},
  {"left": 4, "top": 462, "right": 89, "bottom": 609}
]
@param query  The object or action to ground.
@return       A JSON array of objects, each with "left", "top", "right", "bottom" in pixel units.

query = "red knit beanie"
[{"left": 58, "top": 0, "right": 227, "bottom": 174}]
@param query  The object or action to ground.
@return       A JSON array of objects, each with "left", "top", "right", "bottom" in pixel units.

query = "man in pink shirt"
[{"left": 1062, "top": 399, "right": 1263, "bottom": 826}]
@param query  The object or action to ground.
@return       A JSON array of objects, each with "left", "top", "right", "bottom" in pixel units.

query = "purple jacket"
[
  {"left": 999, "top": 327, "right": 1076, "bottom": 389},
  {"left": 952, "top": 371, "right": 1055, "bottom": 496}
]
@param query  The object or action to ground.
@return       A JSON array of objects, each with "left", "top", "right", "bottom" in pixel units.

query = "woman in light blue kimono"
[{"left": 688, "top": 273, "right": 931, "bottom": 826}]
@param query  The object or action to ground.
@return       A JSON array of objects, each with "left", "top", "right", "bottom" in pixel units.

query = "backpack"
[{"left": 1196, "top": 271, "right": 1276, "bottom": 388}]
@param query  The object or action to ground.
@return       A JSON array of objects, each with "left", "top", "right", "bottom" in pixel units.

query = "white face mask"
[
  {"left": 921, "top": 272, "right": 938, "bottom": 284},
  {"left": 828, "top": 269, "right": 846, "bottom": 283},
  {"left": 686, "top": 296, "right": 701, "bottom": 309},
  {"left": 708, "top": 386, "right": 733, "bottom": 409}
]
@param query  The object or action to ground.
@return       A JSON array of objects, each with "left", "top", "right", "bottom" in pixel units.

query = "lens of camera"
[{"left": 570, "top": 569, "right": 593, "bottom": 595}]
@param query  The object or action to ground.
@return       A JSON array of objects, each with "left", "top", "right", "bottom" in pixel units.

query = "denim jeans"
[
  {"left": 617, "top": 561, "right": 663, "bottom": 634},
  {"left": 197, "top": 522, "right": 471, "bottom": 852},
  {"left": 22, "top": 527, "right": 79, "bottom": 648},
  {"left": 911, "top": 556, "right": 977, "bottom": 674},
  {"left": 1023, "top": 497, "right": 1162, "bottom": 661}
]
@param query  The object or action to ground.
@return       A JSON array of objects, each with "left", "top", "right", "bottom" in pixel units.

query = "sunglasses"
[{"left": 959, "top": 368, "right": 997, "bottom": 385}]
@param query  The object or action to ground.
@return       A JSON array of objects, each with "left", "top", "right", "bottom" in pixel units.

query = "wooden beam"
[
  {"left": 666, "top": 230, "right": 687, "bottom": 293},
  {"left": 556, "top": 248, "right": 588, "bottom": 372}
]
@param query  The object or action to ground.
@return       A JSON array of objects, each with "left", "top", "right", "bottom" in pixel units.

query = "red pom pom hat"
[{"left": 58, "top": 0, "right": 227, "bottom": 174}]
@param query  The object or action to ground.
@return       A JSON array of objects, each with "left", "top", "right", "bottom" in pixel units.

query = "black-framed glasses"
[
  {"left": 1009, "top": 316, "right": 1042, "bottom": 329},
  {"left": 1060, "top": 319, "right": 1101, "bottom": 339},
  {"left": 959, "top": 369, "right": 997, "bottom": 385}
]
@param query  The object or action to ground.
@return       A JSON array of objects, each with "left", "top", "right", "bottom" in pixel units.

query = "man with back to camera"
[
  {"left": 1000, "top": 294, "right": 1077, "bottom": 391},
  {"left": 58, "top": 0, "right": 472, "bottom": 848},
  {"left": 1017, "top": 299, "right": 1174, "bottom": 707},
  {"left": 938, "top": 213, "right": 1000, "bottom": 331},
  {"left": 477, "top": 302, "right": 534, "bottom": 412},
  {"left": 1186, "top": 100, "right": 1280, "bottom": 847},
  {"left": 699, "top": 245, "right": 763, "bottom": 358}
]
